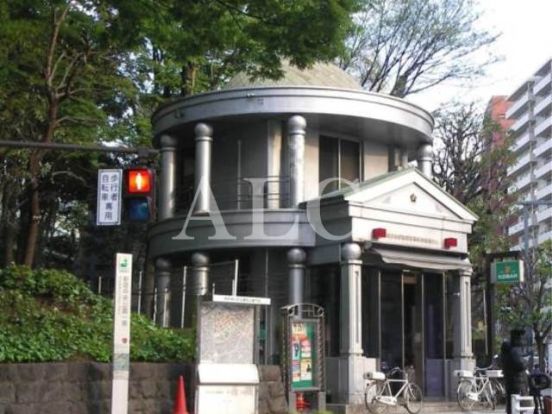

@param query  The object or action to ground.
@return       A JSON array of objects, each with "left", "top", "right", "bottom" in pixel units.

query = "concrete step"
[{"left": 325, "top": 401, "right": 505, "bottom": 414}]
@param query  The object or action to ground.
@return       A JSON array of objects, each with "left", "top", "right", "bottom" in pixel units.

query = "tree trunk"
[
  {"left": 1, "top": 179, "right": 19, "bottom": 266},
  {"left": 535, "top": 333, "right": 545, "bottom": 371},
  {"left": 23, "top": 153, "right": 41, "bottom": 266}
]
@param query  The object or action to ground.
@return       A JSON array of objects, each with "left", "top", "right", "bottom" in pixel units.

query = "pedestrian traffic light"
[{"left": 124, "top": 167, "right": 154, "bottom": 222}]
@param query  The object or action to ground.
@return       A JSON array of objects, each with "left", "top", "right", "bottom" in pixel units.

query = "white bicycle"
[
  {"left": 455, "top": 368, "right": 503, "bottom": 411},
  {"left": 364, "top": 367, "right": 423, "bottom": 414}
]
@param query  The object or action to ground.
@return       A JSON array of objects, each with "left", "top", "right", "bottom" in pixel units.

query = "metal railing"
[{"left": 176, "top": 175, "right": 291, "bottom": 213}]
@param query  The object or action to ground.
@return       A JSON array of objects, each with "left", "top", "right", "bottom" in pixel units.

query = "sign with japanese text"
[
  {"left": 492, "top": 260, "right": 524, "bottom": 284},
  {"left": 111, "top": 253, "right": 133, "bottom": 414},
  {"left": 291, "top": 320, "right": 317, "bottom": 389},
  {"left": 96, "top": 169, "right": 122, "bottom": 226}
]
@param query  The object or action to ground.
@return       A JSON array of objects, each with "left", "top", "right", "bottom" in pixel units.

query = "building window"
[{"left": 319, "top": 135, "right": 360, "bottom": 194}]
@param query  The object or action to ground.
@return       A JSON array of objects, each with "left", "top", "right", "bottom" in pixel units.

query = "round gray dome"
[{"left": 223, "top": 60, "right": 362, "bottom": 90}]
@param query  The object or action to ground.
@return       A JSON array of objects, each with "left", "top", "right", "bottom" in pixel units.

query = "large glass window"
[{"left": 319, "top": 136, "right": 360, "bottom": 194}]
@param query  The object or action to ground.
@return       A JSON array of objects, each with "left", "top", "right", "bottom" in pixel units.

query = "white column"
[
  {"left": 194, "top": 123, "right": 213, "bottom": 214},
  {"left": 450, "top": 268, "right": 475, "bottom": 397},
  {"left": 287, "top": 115, "right": 306, "bottom": 207},
  {"left": 458, "top": 268, "right": 473, "bottom": 360},
  {"left": 340, "top": 242, "right": 364, "bottom": 404},
  {"left": 158, "top": 135, "right": 177, "bottom": 220}
]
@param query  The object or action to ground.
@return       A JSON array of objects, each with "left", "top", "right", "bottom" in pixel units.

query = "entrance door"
[{"left": 380, "top": 271, "right": 424, "bottom": 389}]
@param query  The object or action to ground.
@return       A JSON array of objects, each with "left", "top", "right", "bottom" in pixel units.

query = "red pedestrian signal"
[
  {"left": 124, "top": 167, "right": 155, "bottom": 222},
  {"left": 127, "top": 169, "right": 152, "bottom": 194}
]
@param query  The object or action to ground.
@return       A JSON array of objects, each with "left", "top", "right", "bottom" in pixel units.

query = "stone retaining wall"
[
  {"left": 0, "top": 363, "right": 287, "bottom": 414},
  {"left": 0, "top": 362, "right": 194, "bottom": 414},
  {"left": 258, "top": 365, "right": 288, "bottom": 414}
]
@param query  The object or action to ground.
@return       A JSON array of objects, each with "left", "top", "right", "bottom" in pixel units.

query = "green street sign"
[{"left": 492, "top": 260, "right": 524, "bottom": 284}]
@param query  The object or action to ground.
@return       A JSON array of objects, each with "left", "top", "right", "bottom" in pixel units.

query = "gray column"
[
  {"left": 450, "top": 268, "right": 475, "bottom": 396},
  {"left": 287, "top": 248, "right": 306, "bottom": 305},
  {"left": 287, "top": 115, "right": 306, "bottom": 207},
  {"left": 340, "top": 242, "right": 365, "bottom": 404},
  {"left": 194, "top": 123, "right": 213, "bottom": 214},
  {"left": 155, "top": 257, "right": 172, "bottom": 327},
  {"left": 340, "top": 243, "right": 363, "bottom": 356},
  {"left": 191, "top": 251, "right": 210, "bottom": 296},
  {"left": 417, "top": 144, "right": 433, "bottom": 178},
  {"left": 457, "top": 268, "right": 473, "bottom": 359},
  {"left": 158, "top": 135, "right": 178, "bottom": 220}
]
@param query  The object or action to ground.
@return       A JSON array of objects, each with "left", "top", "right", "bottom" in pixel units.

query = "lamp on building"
[
  {"left": 372, "top": 228, "right": 387, "bottom": 239},
  {"left": 444, "top": 237, "right": 458, "bottom": 249}
]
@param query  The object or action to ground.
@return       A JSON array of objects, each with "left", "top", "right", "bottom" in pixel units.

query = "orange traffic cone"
[
  {"left": 173, "top": 375, "right": 189, "bottom": 414},
  {"left": 296, "top": 392, "right": 307, "bottom": 412}
]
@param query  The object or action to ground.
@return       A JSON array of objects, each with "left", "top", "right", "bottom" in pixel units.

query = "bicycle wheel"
[
  {"left": 492, "top": 378, "right": 506, "bottom": 404},
  {"left": 483, "top": 384, "right": 496, "bottom": 410},
  {"left": 365, "top": 382, "right": 389, "bottom": 414},
  {"left": 404, "top": 383, "right": 423, "bottom": 414},
  {"left": 457, "top": 379, "right": 477, "bottom": 411}
]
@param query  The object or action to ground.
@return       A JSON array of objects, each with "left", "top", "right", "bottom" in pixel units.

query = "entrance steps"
[{"left": 326, "top": 401, "right": 501, "bottom": 413}]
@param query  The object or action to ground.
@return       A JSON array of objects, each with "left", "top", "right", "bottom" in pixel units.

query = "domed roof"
[{"left": 223, "top": 60, "right": 362, "bottom": 90}]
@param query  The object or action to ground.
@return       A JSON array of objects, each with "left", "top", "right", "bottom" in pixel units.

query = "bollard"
[{"left": 511, "top": 394, "right": 535, "bottom": 414}]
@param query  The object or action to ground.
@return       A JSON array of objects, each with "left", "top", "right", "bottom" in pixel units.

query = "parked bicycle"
[
  {"left": 455, "top": 367, "right": 503, "bottom": 411},
  {"left": 364, "top": 367, "right": 424, "bottom": 414}
]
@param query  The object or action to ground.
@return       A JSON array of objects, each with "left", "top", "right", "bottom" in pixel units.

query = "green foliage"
[
  {"left": 0, "top": 265, "right": 194, "bottom": 363},
  {"left": 496, "top": 241, "right": 552, "bottom": 332}
]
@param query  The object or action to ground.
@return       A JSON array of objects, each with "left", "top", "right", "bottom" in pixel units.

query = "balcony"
[
  {"left": 534, "top": 95, "right": 552, "bottom": 117},
  {"left": 534, "top": 73, "right": 551, "bottom": 96},
  {"left": 535, "top": 116, "right": 552, "bottom": 137},
  {"left": 536, "top": 207, "right": 552, "bottom": 224},
  {"left": 511, "top": 131, "right": 534, "bottom": 153},
  {"left": 510, "top": 112, "right": 531, "bottom": 133},
  {"left": 514, "top": 174, "right": 533, "bottom": 192},
  {"left": 534, "top": 161, "right": 552, "bottom": 180},
  {"left": 508, "top": 151, "right": 534, "bottom": 176},
  {"left": 512, "top": 237, "right": 540, "bottom": 252},
  {"left": 538, "top": 230, "right": 552, "bottom": 244},
  {"left": 534, "top": 138, "right": 552, "bottom": 158},
  {"left": 506, "top": 91, "right": 531, "bottom": 119},
  {"left": 536, "top": 182, "right": 552, "bottom": 200},
  {"left": 508, "top": 220, "right": 525, "bottom": 236}
]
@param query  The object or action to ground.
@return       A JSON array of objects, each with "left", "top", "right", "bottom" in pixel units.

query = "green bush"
[{"left": 0, "top": 265, "right": 194, "bottom": 363}]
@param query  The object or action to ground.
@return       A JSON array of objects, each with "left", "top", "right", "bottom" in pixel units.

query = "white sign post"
[
  {"left": 97, "top": 169, "right": 122, "bottom": 226},
  {"left": 111, "top": 253, "right": 133, "bottom": 414}
]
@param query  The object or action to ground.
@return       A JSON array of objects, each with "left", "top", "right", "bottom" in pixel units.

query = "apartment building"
[{"left": 506, "top": 58, "right": 552, "bottom": 250}]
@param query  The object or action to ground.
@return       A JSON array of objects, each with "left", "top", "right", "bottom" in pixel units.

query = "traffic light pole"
[{"left": 0, "top": 140, "right": 158, "bottom": 156}]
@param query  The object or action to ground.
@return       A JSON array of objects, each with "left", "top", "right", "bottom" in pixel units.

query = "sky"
[{"left": 406, "top": 0, "right": 552, "bottom": 112}]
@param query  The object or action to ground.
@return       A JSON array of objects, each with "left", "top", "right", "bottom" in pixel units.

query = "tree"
[
  {"left": 339, "top": 0, "right": 498, "bottom": 97},
  {"left": 123, "top": 0, "right": 359, "bottom": 97},
  {"left": 0, "top": 1, "right": 140, "bottom": 266},
  {"left": 431, "top": 102, "right": 517, "bottom": 361},
  {"left": 0, "top": 0, "right": 359, "bottom": 268},
  {"left": 496, "top": 241, "right": 552, "bottom": 370},
  {"left": 432, "top": 102, "right": 517, "bottom": 269}
]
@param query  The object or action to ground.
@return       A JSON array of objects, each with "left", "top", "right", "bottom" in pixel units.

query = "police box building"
[{"left": 148, "top": 62, "right": 477, "bottom": 405}]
